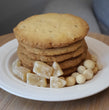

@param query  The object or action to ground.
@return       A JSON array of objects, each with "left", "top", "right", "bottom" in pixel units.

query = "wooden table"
[{"left": 0, "top": 33, "right": 109, "bottom": 110}]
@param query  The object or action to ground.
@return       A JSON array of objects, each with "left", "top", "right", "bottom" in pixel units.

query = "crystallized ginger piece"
[
  {"left": 33, "top": 61, "right": 53, "bottom": 79},
  {"left": 52, "top": 62, "right": 64, "bottom": 77},
  {"left": 50, "top": 77, "right": 66, "bottom": 88},
  {"left": 12, "top": 59, "right": 21, "bottom": 68},
  {"left": 12, "top": 60, "right": 31, "bottom": 82},
  {"left": 27, "top": 73, "right": 47, "bottom": 87}
]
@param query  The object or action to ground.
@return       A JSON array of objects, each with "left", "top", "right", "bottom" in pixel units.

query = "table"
[{"left": 0, "top": 33, "right": 109, "bottom": 110}]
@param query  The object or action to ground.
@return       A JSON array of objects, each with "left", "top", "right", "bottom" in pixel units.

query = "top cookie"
[{"left": 13, "top": 13, "right": 89, "bottom": 49}]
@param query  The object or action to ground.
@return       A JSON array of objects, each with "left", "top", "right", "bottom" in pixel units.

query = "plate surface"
[{"left": 0, "top": 37, "right": 109, "bottom": 101}]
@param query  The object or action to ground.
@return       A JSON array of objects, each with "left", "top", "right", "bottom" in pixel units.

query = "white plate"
[{"left": 0, "top": 37, "right": 109, "bottom": 102}]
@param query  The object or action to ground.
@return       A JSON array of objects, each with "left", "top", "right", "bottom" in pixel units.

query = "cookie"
[
  {"left": 19, "top": 39, "right": 83, "bottom": 56},
  {"left": 18, "top": 41, "right": 87, "bottom": 62},
  {"left": 48, "top": 52, "right": 87, "bottom": 69},
  {"left": 18, "top": 54, "right": 84, "bottom": 76},
  {"left": 18, "top": 51, "right": 87, "bottom": 70},
  {"left": 63, "top": 66, "right": 77, "bottom": 76},
  {"left": 14, "top": 13, "right": 89, "bottom": 49}
]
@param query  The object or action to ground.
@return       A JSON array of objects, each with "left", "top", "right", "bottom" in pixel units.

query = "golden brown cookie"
[
  {"left": 63, "top": 61, "right": 84, "bottom": 76},
  {"left": 19, "top": 39, "right": 83, "bottom": 56},
  {"left": 63, "top": 67, "right": 77, "bottom": 76},
  {"left": 14, "top": 13, "right": 89, "bottom": 49},
  {"left": 18, "top": 41, "right": 87, "bottom": 62},
  {"left": 18, "top": 51, "right": 87, "bottom": 70},
  {"left": 48, "top": 52, "right": 87, "bottom": 69},
  {"left": 18, "top": 54, "right": 84, "bottom": 76}
]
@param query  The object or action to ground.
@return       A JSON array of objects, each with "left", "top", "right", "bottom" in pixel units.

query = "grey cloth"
[
  {"left": 44, "top": 0, "right": 101, "bottom": 33},
  {"left": 0, "top": 0, "right": 101, "bottom": 35},
  {"left": 0, "top": 0, "right": 49, "bottom": 35}
]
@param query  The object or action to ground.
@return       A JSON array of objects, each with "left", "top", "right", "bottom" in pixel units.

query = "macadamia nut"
[
  {"left": 76, "top": 74, "right": 86, "bottom": 84},
  {"left": 66, "top": 76, "right": 76, "bottom": 86},
  {"left": 83, "top": 69, "right": 94, "bottom": 80},
  {"left": 71, "top": 72, "right": 80, "bottom": 77},
  {"left": 84, "top": 60, "right": 95, "bottom": 69},
  {"left": 77, "top": 65, "right": 86, "bottom": 74}
]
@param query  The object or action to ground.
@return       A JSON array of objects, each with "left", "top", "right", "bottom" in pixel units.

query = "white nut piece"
[
  {"left": 91, "top": 55, "right": 97, "bottom": 62},
  {"left": 50, "top": 77, "right": 66, "bottom": 88},
  {"left": 59, "top": 77, "right": 65, "bottom": 80},
  {"left": 76, "top": 74, "right": 86, "bottom": 84},
  {"left": 93, "top": 66, "right": 98, "bottom": 74},
  {"left": 83, "top": 69, "right": 94, "bottom": 80},
  {"left": 77, "top": 65, "right": 86, "bottom": 74},
  {"left": 52, "top": 62, "right": 64, "bottom": 76},
  {"left": 66, "top": 76, "right": 76, "bottom": 86},
  {"left": 71, "top": 72, "right": 80, "bottom": 78},
  {"left": 33, "top": 61, "right": 53, "bottom": 79},
  {"left": 84, "top": 59, "right": 95, "bottom": 69},
  {"left": 27, "top": 73, "right": 47, "bottom": 87}
]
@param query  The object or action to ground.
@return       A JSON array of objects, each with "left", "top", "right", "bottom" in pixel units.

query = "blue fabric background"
[{"left": 93, "top": 0, "right": 109, "bottom": 34}]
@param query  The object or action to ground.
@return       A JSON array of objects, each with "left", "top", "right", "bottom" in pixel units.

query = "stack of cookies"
[{"left": 13, "top": 13, "right": 89, "bottom": 76}]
